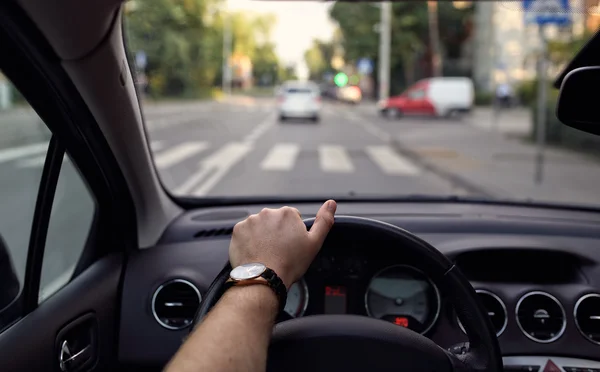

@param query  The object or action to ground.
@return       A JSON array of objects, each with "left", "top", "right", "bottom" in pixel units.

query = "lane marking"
[
  {"left": 0, "top": 142, "right": 48, "bottom": 164},
  {"left": 342, "top": 111, "right": 391, "bottom": 141},
  {"left": 173, "top": 166, "right": 215, "bottom": 195},
  {"left": 365, "top": 145, "right": 421, "bottom": 175},
  {"left": 191, "top": 142, "right": 253, "bottom": 196},
  {"left": 15, "top": 154, "right": 66, "bottom": 168},
  {"left": 319, "top": 145, "right": 354, "bottom": 173},
  {"left": 260, "top": 143, "right": 300, "bottom": 171},
  {"left": 150, "top": 140, "right": 165, "bottom": 151},
  {"left": 174, "top": 114, "right": 274, "bottom": 195},
  {"left": 154, "top": 141, "right": 209, "bottom": 169},
  {"left": 243, "top": 114, "right": 275, "bottom": 144}
]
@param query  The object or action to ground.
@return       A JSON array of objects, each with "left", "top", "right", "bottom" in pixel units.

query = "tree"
[
  {"left": 126, "top": 0, "right": 224, "bottom": 97},
  {"left": 329, "top": 1, "right": 473, "bottom": 93}
]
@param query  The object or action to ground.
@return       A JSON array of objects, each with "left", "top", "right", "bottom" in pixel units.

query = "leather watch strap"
[{"left": 261, "top": 268, "right": 287, "bottom": 313}]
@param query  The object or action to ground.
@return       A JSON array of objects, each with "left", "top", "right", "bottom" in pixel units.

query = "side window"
[
  {"left": 408, "top": 89, "right": 425, "bottom": 99},
  {"left": 0, "top": 75, "right": 51, "bottom": 318},
  {"left": 0, "top": 74, "right": 95, "bottom": 329},
  {"left": 39, "top": 154, "right": 95, "bottom": 303}
]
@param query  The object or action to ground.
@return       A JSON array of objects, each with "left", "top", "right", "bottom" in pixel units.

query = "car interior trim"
[
  {"left": 151, "top": 279, "right": 202, "bottom": 331},
  {"left": 457, "top": 289, "right": 508, "bottom": 337},
  {"left": 573, "top": 292, "right": 600, "bottom": 345},
  {"left": 515, "top": 290, "right": 567, "bottom": 344}
]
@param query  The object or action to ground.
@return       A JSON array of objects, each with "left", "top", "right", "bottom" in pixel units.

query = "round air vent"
[
  {"left": 574, "top": 293, "right": 600, "bottom": 345},
  {"left": 152, "top": 279, "right": 201, "bottom": 330},
  {"left": 516, "top": 291, "right": 566, "bottom": 343},
  {"left": 458, "top": 289, "right": 507, "bottom": 336}
]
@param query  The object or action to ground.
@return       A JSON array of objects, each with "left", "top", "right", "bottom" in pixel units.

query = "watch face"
[{"left": 230, "top": 263, "right": 267, "bottom": 280}]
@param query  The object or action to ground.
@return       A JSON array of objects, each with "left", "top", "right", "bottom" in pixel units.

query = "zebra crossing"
[{"left": 2, "top": 139, "right": 424, "bottom": 177}]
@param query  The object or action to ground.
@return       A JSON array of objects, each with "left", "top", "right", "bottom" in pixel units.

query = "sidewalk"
[{"left": 389, "top": 108, "right": 600, "bottom": 206}]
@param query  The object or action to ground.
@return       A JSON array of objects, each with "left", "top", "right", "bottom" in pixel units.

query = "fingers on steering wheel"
[{"left": 281, "top": 206, "right": 302, "bottom": 219}]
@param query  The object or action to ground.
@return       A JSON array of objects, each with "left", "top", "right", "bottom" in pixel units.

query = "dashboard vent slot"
[
  {"left": 516, "top": 291, "right": 566, "bottom": 343},
  {"left": 575, "top": 293, "right": 600, "bottom": 344},
  {"left": 152, "top": 279, "right": 201, "bottom": 330},
  {"left": 194, "top": 227, "right": 233, "bottom": 239},
  {"left": 458, "top": 290, "right": 507, "bottom": 336}
]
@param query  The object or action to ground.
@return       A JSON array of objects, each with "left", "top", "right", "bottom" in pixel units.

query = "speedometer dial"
[
  {"left": 284, "top": 278, "right": 309, "bottom": 318},
  {"left": 365, "top": 265, "right": 440, "bottom": 334}
]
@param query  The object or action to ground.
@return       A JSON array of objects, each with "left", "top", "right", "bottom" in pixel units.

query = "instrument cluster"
[{"left": 279, "top": 254, "right": 441, "bottom": 335}]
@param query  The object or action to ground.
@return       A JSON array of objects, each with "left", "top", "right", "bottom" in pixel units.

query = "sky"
[{"left": 226, "top": 0, "right": 337, "bottom": 78}]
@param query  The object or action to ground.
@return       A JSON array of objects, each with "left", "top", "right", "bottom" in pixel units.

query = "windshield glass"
[{"left": 124, "top": 0, "right": 599, "bottom": 206}]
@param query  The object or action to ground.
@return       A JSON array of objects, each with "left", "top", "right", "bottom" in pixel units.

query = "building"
[{"left": 472, "top": 0, "right": 586, "bottom": 94}]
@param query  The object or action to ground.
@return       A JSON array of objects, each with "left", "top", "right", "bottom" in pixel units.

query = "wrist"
[{"left": 222, "top": 284, "right": 279, "bottom": 316}]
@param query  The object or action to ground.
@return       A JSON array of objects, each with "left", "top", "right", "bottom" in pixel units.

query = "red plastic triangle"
[{"left": 543, "top": 359, "right": 561, "bottom": 372}]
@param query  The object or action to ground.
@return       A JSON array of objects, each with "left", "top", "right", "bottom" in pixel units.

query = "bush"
[
  {"left": 517, "top": 80, "right": 536, "bottom": 106},
  {"left": 517, "top": 79, "right": 556, "bottom": 107},
  {"left": 531, "top": 97, "right": 600, "bottom": 153},
  {"left": 474, "top": 91, "right": 492, "bottom": 106}
]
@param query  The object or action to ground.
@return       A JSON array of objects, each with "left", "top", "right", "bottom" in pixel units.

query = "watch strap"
[
  {"left": 261, "top": 268, "right": 287, "bottom": 313},
  {"left": 225, "top": 266, "right": 287, "bottom": 314}
]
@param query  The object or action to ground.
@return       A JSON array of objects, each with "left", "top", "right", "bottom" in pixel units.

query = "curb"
[{"left": 390, "top": 138, "right": 496, "bottom": 198}]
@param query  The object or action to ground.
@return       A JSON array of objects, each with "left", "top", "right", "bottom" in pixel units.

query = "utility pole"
[
  {"left": 222, "top": 14, "right": 232, "bottom": 96},
  {"left": 378, "top": 2, "right": 392, "bottom": 101},
  {"left": 427, "top": 1, "right": 442, "bottom": 77},
  {"left": 535, "top": 25, "right": 547, "bottom": 185}
]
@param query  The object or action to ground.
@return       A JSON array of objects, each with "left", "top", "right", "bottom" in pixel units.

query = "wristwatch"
[{"left": 225, "top": 262, "right": 288, "bottom": 313}]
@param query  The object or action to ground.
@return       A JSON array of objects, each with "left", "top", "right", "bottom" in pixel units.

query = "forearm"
[{"left": 165, "top": 285, "right": 278, "bottom": 372}]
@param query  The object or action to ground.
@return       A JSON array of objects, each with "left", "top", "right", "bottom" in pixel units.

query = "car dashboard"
[{"left": 119, "top": 201, "right": 600, "bottom": 371}]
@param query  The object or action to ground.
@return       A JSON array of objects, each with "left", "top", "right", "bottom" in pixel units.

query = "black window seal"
[
  {"left": 0, "top": 0, "right": 137, "bottom": 323},
  {"left": 22, "top": 136, "right": 65, "bottom": 312}
]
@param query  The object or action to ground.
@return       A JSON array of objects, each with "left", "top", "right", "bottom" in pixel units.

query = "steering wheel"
[{"left": 192, "top": 216, "right": 502, "bottom": 372}]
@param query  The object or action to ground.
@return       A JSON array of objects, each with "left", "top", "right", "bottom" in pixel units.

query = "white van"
[{"left": 379, "top": 77, "right": 474, "bottom": 118}]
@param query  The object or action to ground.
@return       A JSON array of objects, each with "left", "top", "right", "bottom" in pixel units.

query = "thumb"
[{"left": 309, "top": 200, "right": 337, "bottom": 246}]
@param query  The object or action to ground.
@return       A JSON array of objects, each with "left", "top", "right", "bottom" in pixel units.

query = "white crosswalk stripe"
[
  {"left": 365, "top": 145, "right": 421, "bottom": 175},
  {"left": 154, "top": 141, "right": 209, "bottom": 169},
  {"left": 319, "top": 145, "right": 354, "bottom": 173},
  {"left": 15, "top": 154, "right": 66, "bottom": 168},
  {"left": 0, "top": 142, "right": 48, "bottom": 164},
  {"left": 260, "top": 143, "right": 300, "bottom": 171},
  {"left": 150, "top": 140, "right": 165, "bottom": 151}
]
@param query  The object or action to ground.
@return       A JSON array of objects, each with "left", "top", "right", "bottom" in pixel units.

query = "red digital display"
[
  {"left": 393, "top": 317, "right": 409, "bottom": 327},
  {"left": 325, "top": 286, "right": 346, "bottom": 297},
  {"left": 324, "top": 286, "right": 346, "bottom": 314}
]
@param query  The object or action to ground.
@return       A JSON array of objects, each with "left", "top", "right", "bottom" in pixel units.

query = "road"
[
  {"left": 146, "top": 98, "right": 466, "bottom": 198},
  {"left": 2, "top": 97, "right": 559, "bottom": 304}
]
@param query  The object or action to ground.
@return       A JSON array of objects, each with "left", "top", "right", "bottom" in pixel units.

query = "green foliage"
[
  {"left": 530, "top": 95, "right": 600, "bottom": 153},
  {"left": 517, "top": 79, "right": 558, "bottom": 107},
  {"left": 125, "top": 0, "right": 286, "bottom": 99},
  {"left": 474, "top": 91, "right": 492, "bottom": 106},
  {"left": 547, "top": 32, "right": 592, "bottom": 66},
  {"left": 329, "top": 1, "right": 473, "bottom": 94}
]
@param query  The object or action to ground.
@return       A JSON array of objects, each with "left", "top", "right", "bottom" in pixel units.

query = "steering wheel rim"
[{"left": 192, "top": 216, "right": 502, "bottom": 372}]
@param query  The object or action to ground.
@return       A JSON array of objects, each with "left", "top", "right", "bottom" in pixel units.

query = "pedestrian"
[{"left": 496, "top": 82, "right": 512, "bottom": 109}]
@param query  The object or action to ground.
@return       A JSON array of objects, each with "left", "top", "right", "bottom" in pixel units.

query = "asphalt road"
[{"left": 0, "top": 98, "right": 468, "bottom": 303}]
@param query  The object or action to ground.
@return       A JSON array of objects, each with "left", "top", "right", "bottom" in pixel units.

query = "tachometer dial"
[
  {"left": 284, "top": 278, "right": 309, "bottom": 318},
  {"left": 365, "top": 265, "right": 440, "bottom": 334}
]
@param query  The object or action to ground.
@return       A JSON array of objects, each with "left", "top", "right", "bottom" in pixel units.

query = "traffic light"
[{"left": 334, "top": 72, "right": 348, "bottom": 87}]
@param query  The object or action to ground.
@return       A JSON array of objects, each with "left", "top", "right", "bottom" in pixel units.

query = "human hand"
[{"left": 229, "top": 200, "right": 337, "bottom": 288}]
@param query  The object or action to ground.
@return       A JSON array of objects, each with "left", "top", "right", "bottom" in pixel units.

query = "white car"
[{"left": 278, "top": 81, "right": 321, "bottom": 122}]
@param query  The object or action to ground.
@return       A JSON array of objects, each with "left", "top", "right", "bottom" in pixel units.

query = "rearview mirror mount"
[{"left": 556, "top": 66, "right": 600, "bottom": 136}]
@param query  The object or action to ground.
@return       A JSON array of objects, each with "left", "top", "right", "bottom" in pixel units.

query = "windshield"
[{"left": 124, "top": 0, "right": 600, "bottom": 206}]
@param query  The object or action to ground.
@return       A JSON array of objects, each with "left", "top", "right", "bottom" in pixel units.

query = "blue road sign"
[
  {"left": 357, "top": 58, "right": 373, "bottom": 75},
  {"left": 523, "top": 0, "right": 571, "bottom": 25}
]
